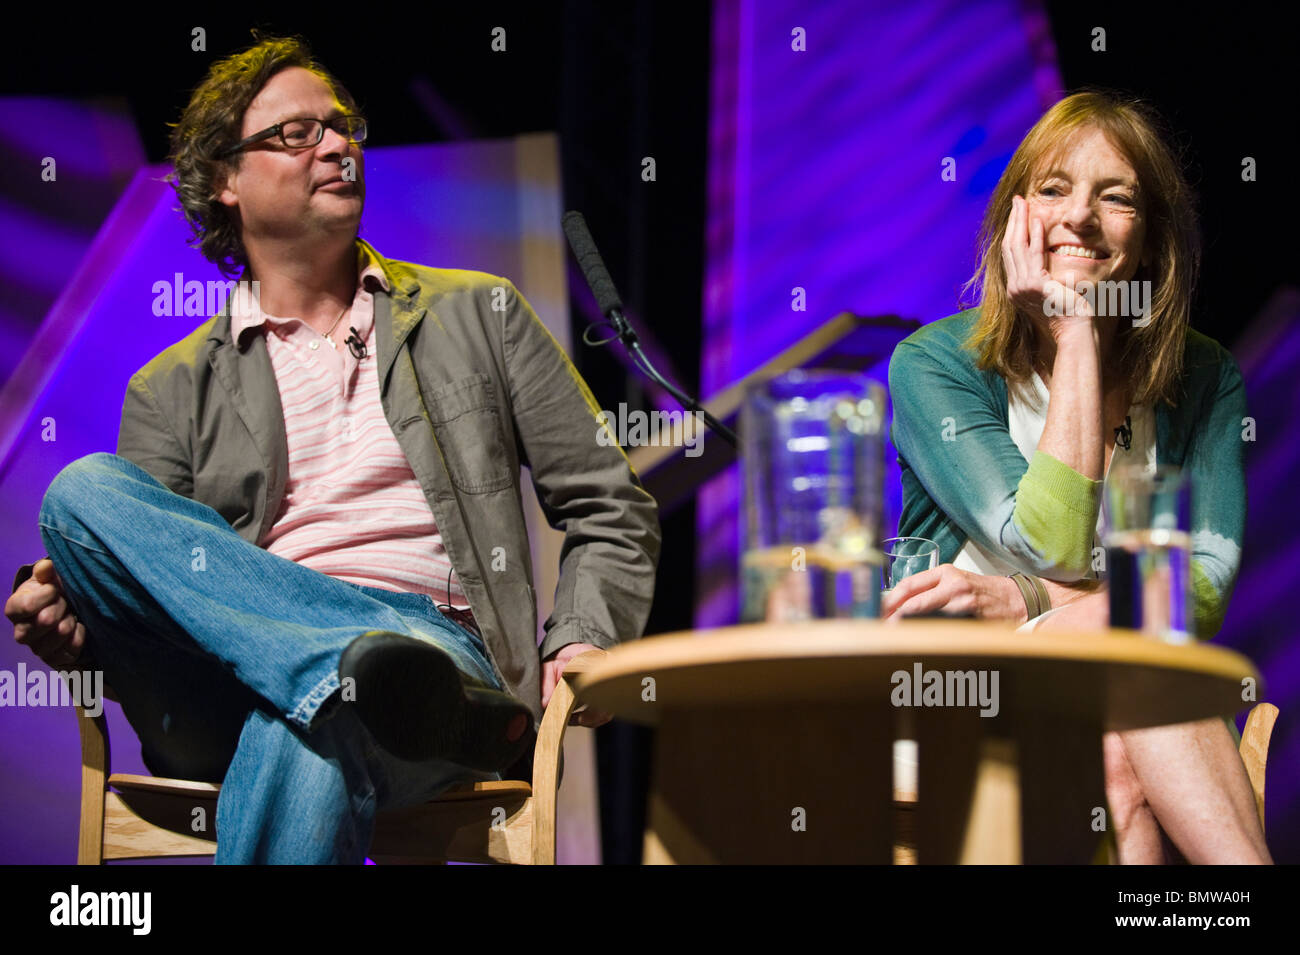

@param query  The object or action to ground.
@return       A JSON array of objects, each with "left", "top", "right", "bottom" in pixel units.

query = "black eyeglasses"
[{"left": 217, "top": 115, "right": 368, "bottom": 159}]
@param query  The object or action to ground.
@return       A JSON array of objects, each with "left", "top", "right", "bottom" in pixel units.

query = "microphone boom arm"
[{"left": 616, "top": 315, "right": 736, "bottom": 447}]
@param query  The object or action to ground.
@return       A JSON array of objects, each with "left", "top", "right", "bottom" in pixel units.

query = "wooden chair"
[
  {"left": 74, "top": 650, "right": 605, "bottom": 865},
  {"left": 892, "top": 702, "right": 1279, "bottom": 864}
]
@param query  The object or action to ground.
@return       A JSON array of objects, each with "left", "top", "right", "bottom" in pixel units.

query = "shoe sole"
[{"left": 339, "top": 631, "right": 531, "bottom": 770}]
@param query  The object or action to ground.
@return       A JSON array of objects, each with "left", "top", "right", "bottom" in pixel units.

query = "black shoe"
[{"left": 338, "top": 631, "right": 532, "bottom": 771}]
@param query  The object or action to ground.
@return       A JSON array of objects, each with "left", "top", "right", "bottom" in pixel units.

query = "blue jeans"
[{"left": 37, "top": 452, "right": 505, "bottom": 864}]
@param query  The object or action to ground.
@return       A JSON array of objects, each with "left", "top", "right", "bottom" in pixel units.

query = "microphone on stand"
[
  {"left": 562, "top": 210, "right": 737, "bottom": 447},
  {"left": 345, "top": 327, "right": 367, "bottom": 360},
  {"left": 562, "top": 212, "right": 636, "bottom": 346}
]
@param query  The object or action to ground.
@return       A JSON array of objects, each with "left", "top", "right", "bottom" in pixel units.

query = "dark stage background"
[{"left": 1, "top": 2, "right": 1296, "bottom": 863}]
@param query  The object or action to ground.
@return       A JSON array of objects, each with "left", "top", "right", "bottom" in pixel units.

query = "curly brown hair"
[
  {"left": 961, "top": 90, "right": 1201, "bottom": 409},
  {"left": 166, "top": 31, "right": 360, "bottom": 278}
]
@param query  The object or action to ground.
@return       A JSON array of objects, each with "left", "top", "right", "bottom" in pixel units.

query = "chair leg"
[{"left": 76, "top": 704, "right": 110, "bottom": 865}]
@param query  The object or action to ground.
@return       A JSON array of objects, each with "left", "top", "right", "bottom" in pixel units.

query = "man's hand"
[
  {"left": 6, "top": 558, "right": 88, "bottom": 667},
  {"left": 882, "top": 564, "right": 1027, "bottom": 623},
  {"left": 541, "top": 643, "right": 612, "bottom": 728}
]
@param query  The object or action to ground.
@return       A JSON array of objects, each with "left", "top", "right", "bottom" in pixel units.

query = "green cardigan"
[{"left": 888, "top": 308, "right": 1249, "bottom": 640}]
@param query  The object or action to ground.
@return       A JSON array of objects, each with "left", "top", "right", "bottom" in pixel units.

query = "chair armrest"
[
  {"left": 557, "top": 649, "right": 606, "bottom": 680},
  {"left": 76, "top": 700, "right": 111, "bottom": 775},
  {"left": 528, "top": 649, "right": 607, "bottom": 864},
  {"left": 1241, "top": 702, "right": 1279, "bottom": 832},
  {"left": 558, "top": 648, "right": 606, "bottom": 720}
]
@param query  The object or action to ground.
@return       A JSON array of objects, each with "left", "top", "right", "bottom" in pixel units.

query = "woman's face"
[{"left": 1025, "top": 126, "right": 1147, "bottom": 289}]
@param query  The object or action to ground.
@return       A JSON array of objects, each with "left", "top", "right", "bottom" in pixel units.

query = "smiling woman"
[
  {"left": 885, "top": 90, "right": 1271, "bottom": 864},
  {"left": 887, "top": 91, "right": 1229, "bottom": 628}
]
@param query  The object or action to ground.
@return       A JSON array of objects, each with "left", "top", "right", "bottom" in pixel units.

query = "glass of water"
[
  {"left": 881, "top": 537, "right": 939, "bottom": 592},
  {"left": 1102, "top": 465, "right": 1193, "bottom": 642}
]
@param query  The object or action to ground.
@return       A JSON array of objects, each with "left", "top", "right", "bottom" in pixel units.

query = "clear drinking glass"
[
  {"left": 740, "top": 369, "right": 887, "bottom": 622},
  {"left": 881, "top": 537, "right": 939, "bottom": 592},
  {"left": 1102, "top": 465, "right": 1193, "bottom": 642}
]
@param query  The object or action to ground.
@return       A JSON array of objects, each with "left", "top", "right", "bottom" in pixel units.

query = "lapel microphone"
[
  {"left": 1114, "top": 415, "right": 1132, "bottom": 451},
  {"left": 345, "top": 326, "right": 367, "bottom": 360}
]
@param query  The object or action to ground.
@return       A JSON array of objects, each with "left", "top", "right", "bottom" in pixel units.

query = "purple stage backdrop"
[
  {"left": 698, "top": 0, "right": 1298, "bottom": 860},
  {"left": 0, "top": 98, "right": 144, "bottom": 391}
]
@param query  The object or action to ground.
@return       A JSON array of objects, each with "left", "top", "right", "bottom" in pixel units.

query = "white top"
[{"left": 952, "top": 370, "right": 1157, "bottom": 583}]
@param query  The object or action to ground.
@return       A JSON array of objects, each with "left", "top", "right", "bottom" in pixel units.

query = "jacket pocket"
[{"left": 423, "top": 373, "right": 514, "bottom": 493}]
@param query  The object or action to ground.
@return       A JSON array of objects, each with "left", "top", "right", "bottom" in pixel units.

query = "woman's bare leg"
[
  {"left": 1113, "top": 718, "right": 1272, "bottom": 864},
  {"left": 1103, "top": 730, "right": 1166, "bottom": 863}
]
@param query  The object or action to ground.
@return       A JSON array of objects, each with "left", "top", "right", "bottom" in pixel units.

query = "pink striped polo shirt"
[{"left": 229, "top": 243, "right": 467, "bottom": 608}]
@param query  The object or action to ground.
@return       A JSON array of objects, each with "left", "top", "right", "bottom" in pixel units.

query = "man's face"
[{"left": 218, "top": 67, "right": 365, "bottom": 250}]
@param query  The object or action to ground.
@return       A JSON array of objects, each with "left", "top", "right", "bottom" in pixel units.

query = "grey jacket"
[{"left": 75, "top": 239, "right": 658, "bottom": 722}]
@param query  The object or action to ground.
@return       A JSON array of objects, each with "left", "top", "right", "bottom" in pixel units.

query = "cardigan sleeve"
[
  {"left": 1182, "top": 347, "right": 1248, "bottom": 640},
  {"left": 889, "top": 338, "right": 1102, "bottom": 581}
]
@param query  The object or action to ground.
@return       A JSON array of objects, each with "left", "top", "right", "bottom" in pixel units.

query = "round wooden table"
[{"left": 572, "top": 620, "right": 1259, "bottom": 864}]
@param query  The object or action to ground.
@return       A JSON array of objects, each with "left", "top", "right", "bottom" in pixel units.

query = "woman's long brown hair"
[{"left": 961, "top": 90, "right": 1201, "bottom": 407}]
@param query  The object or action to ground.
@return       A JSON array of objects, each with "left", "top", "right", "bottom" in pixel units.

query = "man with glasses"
[
  {"left": 216, "top": 113, "right": 370, "bottom": 159},
  {"left": 6, "top": 34, "right": 659, "bottom": 863}
]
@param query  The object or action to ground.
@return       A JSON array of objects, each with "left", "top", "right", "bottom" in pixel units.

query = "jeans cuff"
[{"left": 292, "top": 670, "right": 342, "bottom": 731}]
